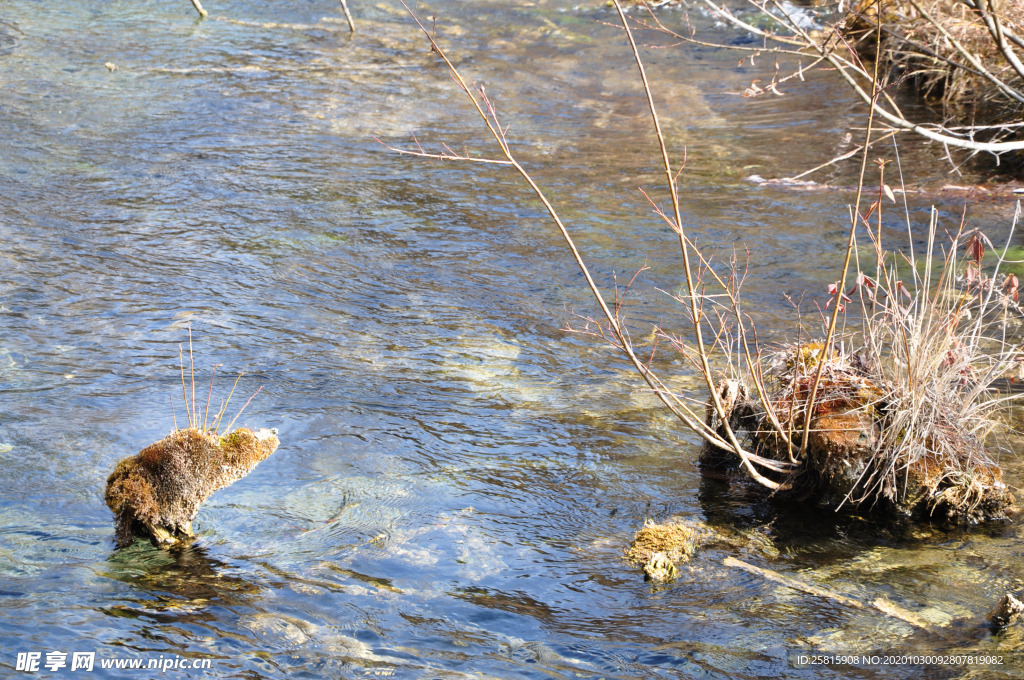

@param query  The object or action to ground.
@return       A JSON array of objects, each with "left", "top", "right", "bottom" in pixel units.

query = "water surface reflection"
[{"left": 1, "top": 0, "right": 1023, "bottom": 677}]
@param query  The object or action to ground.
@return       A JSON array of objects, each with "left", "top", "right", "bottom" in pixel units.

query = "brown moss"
[
  {"left": 105, "top": 427, "right": 279, "bottom": 548},
  {"left": 624, "top": 520, "right": 712, "bottom": 581},
  {"left": 806, "top": 411, "right": 879, "bottom": 500}
]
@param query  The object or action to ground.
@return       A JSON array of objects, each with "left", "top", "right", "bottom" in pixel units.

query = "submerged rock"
[
  {"left": 623, "top": 519, "right": 788, "bottom": 582},
  {"left": 105, "top": 427, "right": 279, "bottom": 548}
]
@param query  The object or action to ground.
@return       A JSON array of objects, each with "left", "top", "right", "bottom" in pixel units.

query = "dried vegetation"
[
  {"left": 696, "top": 194, "right": 1023, "bottom": 522},
  {"left": 848, "top": 0, "right": 1024, "bottom": 121},
  {"left": 632, "top": 0, "right": 1024, "bottom": 170},
  {"left": 385, "top": 1, "right": 1022, "bottom": 524},
  {"left": 624, "top": 520, "right": 713, "bottom": 580}
]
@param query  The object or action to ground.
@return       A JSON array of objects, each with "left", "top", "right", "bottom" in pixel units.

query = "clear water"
[{"left": 1, "top": 1, "right": 1023, "bottom": 678}]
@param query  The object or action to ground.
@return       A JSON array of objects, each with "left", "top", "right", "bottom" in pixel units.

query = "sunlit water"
[{"left": 2, "top": 0, "right": 1024, "bottom": 678}]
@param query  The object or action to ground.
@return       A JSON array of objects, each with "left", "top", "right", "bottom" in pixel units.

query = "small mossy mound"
[
  {"left": 624, "top": 520, "right": 712, "bottom": 582},
  {"left": 105, "top": 427, "right": 280, "bottom": 548}
]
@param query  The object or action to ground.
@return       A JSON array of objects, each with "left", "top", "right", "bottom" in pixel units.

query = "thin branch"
[
  {"left": 702, "top": 0, "right": 804, "bottom": 46},
  {"left": 784, "top": 130, "right": 899, "bottom": 181},
  {"left": 373, "top": 136, "right": 513, "bottom": 165},
  {"left": 389, "top": 1, "right": 805, "bottom": 488},
  {"left": 697, "top": 0, "right": 1024, "bottom": 152},
  {"left": 960, "top": 0, "right": 1024, "bottom": 51},
  {"left": 339, "top": 0, "right": 355, "bottom": 33},
  {"left": 179, "top": 345, "right": 192, "bottom": 429},
  {"left": 799, "top": 0, "right": 884, "bottom": 460},
  {"left": 188, "top": 323, "right": 197, "bottom": 429},
  {"left": 214, "top": 372, "right": 244, "bottom": 435},
  {"left": 224, "top": 386, "right": 264, "bottom": 435},
  {"left": 204, "top": 364, "right": 218, "bottom": 432},
  {"left": 616, "top": 0, "right": 789, "bottom": 488},
  {"left": 969, "top": 0, "right": 1024, "bottom": 81},
  {"left": 724, "top": 557, "right": 934, "bottom": 630}
]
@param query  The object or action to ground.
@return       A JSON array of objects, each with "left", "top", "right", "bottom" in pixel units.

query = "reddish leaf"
[
  {"left": 896, "top": 280, "right": 912, "bottom": 300},
  {"left": 965, "top": 229, "right": 992, "bottom": 266},
  {"left": 853, "top": 273, "right": 877, "bottom": 300},
  {"left": 826, "top": 281, "right": 851, "bottom": 308}
]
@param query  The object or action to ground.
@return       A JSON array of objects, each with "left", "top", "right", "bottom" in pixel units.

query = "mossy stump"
[
  {"left": 703, "top": 346, "right": 1015, "bottom": 523},
  {"left": 769, "top": 371, "right": 1013, "bottom": 520},
  {"left": 105, "top": 427, "right": 279, "bottom": 548}
]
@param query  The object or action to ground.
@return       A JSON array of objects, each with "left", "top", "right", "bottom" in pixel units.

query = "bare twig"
[
  {"left": 189, "top": 323, "right": 197, "bottom": 428},
  {"left": 903, "top": 0, "right": 1024, "bottom": 102},
  {"left": 799, "top": 0, "right": 884, "bottom": 461},
  {"left": 373, "top": 136, "right": 513, "bottom": 165},
  {"left": 784, "top": 130, "right": 900, "bottom": 181},
  {"left": 214, "top": 372, "right": 244, "bottom": 435},
  {"left": 204, "top": 364, "right": 218, "bottom": 432},
  {"left": 388, "top": 0, "right": 792, "bottom": 487},
  {"left": 977, "top": 0, "right": 1024, "bottom": 79},
  {"left": 339, "top": 0, "right": 355, "bottom": 34},
  {"left": 697, "top": 0, "right": 1024, "bottom": 154},
  {"left": 961, "top": 0, "right": 1024, "bottom": 51},
  {"left": 179, "top": 345, "right": 192, "bottom": 429},
  {"left": 224, "top": 385, "right": 264, "bottom": 434}
]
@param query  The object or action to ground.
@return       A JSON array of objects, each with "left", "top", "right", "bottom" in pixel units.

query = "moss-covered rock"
[{"left": 105, "top": 427, "right": 279, "bottom": 548}]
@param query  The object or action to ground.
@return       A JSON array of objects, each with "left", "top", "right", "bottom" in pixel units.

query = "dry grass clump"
[
  {"left": 624, "top": 520, "right": 713, "bottom": 581},
  {"left": 848, "top": 0, "right": 1024, "bottom": 120},
  {"left": 624, "top": 520, "right": 710, "bottom": 565},
  {"left": 667, "top": 196, "right": 1022, "bottom": 521},
  {"left": 106, "top": 427, "right": 280, "bottom": 547},
  {"left": 709, "top": 205, "right": 1023, "bottom": 521}
]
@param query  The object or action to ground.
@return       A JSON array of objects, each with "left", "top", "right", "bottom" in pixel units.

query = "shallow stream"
[{"left": 2, "top": 1, "right": 1024, "bottom": 678}]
